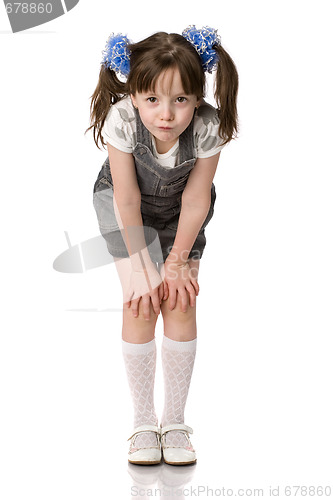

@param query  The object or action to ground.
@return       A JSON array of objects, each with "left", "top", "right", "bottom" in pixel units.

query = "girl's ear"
[
  {"left": 196, "top": 97, "right": 202, "bottom": 109},
  {"left": 130, "top": 94, "right": 137, "bottom": 109}
]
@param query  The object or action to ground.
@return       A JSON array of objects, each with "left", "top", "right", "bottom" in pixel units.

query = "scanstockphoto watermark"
[
  {"left": 53, "top": 230, "right": 201, "bottom": 310},
  {"left": 131, "top": 485, "right": 264, "bottom": 497},
  {"left": 131, "top": 486, "right": 261, "bottom": 497},
  {"left": 131, "top": 484, "right": 333, "bottom": 497},
  {"left": 53, "top": 230, "right": 200, "bottom": 278},
  {"left": 3, "top": 0, "right": 80, "bottom": 33}
]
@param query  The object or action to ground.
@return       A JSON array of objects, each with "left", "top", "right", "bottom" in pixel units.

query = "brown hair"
[{"left": 86, "top": 31, "right": 238, "bottom": 149}]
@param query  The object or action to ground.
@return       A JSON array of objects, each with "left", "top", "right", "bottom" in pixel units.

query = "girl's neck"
[{"left": 154, "top": 136, "right": 178, "bottom": 154}]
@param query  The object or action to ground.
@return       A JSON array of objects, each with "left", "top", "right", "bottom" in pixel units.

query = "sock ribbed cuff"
[
  {"left": 122, "top": 338, "right": 156, "bottom": 355},
  {"left": 162, "top": 335, "right": 197, "bottom": 352}
]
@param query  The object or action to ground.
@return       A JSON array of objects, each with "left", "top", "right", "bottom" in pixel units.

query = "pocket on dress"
[{"left": 159, "top": 174, "right": 190, "bottom": 197}]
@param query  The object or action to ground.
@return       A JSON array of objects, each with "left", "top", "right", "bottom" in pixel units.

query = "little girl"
[{"left": 87, "top": 26, "right": 238, "bottom": 465}]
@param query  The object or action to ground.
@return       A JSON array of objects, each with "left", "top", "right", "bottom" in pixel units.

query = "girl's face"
[{"left": 131, "top": 68, "right": 199, "bottom": 154}]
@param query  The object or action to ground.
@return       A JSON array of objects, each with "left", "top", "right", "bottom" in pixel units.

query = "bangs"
[{"left": 133, "top": 61, "right": 202, "bottom": 97}]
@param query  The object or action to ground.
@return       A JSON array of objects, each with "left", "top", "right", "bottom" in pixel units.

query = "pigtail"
[
  {"left": 85, "top": 66, "right": 126, "bottom": 150},
  {"left": 214, "top": 44, "right": 239, "bottom": 145}
]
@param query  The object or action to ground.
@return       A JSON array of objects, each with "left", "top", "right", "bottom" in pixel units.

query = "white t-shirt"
[{"left": 101, "top": 96, "right": 225, "bottom": 169}]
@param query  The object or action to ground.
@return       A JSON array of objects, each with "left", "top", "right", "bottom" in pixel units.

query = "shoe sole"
[
  {"left": 128, "top": 459, "right": 162, "bottom": 465},
  {"left": 163, "top": 459, "right": 197, "bottom": 466}
]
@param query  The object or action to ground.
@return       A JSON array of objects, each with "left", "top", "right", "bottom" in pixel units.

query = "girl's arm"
[
  {"left": 107, "top": 144, "right": 163, "bottom": 318},
  {"left": 107, "top": 144, "right": 145, "bottom": 264},
  {"left": 163, "top": 152, "right": 220, "bottom": 310}
]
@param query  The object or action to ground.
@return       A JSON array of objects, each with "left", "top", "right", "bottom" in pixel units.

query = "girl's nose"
[{"left": 160, "top": 104, "right": 174, "bottom": 121}]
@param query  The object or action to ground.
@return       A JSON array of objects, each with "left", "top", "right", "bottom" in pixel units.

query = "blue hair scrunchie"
[
  {"left": 182, "top": 25, "right": 220, "bottom": 73},
  {"left": 101, "top": 27, "right": 220, "bottom": 78},
  {"left": 101, "top": 33, "right": 131, "bottom": 77}
]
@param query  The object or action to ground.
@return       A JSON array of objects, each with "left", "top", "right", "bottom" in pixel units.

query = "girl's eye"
[
  {"left": 147, "top": 97, "right": 157, "bottom": 103},
  {"left": 176, "top": 97, "right": 187, "bottom": 103}
]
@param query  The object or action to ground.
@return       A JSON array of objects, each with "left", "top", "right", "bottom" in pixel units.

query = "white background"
[{"left": 1, "top": 1, "right": 332, "bottom": 498}]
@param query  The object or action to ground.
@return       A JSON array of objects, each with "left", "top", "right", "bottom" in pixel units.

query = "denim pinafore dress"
[{"left": 93, "top": 107, "right": 216, "bottom": 263}]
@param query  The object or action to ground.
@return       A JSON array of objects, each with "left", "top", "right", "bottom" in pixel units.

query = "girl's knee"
[
  {"left": 122, "top": 301, "right": 158, "bottom": 343},
  {"left": 161, "top": 296, "right": 197, "bottom": 341}
]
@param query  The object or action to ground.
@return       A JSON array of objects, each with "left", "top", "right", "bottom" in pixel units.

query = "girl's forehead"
[{"left": 148, "top": 67, "right": 186, "bottom": 96}]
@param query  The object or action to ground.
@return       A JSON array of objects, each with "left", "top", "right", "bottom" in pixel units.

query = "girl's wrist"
[{"left": 166, "top": 248, "right": 189, "bottom": 267}]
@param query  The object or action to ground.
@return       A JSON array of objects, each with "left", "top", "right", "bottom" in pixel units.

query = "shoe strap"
[
  {"left": 160, "top": 424, "right": 193, "bottom": 436},
  {"left": 127, "top": 424, "right": 160, "bottom": 441}
]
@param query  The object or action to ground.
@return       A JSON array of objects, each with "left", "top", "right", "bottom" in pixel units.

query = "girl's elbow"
[
  {"left": 182, "top": 191, "right": 211, "bottom": 210},
  {"left": 114, "top": 189, "right": 141, "bottom": 207}
]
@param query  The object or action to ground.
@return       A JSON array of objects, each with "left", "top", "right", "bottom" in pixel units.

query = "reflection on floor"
[{"left": 128, "top": 461, "right": 196, "bottom": 499}]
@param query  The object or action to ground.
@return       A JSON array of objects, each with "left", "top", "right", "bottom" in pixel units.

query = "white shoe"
[
  {"left": 160, "top": 424, "right": 197, "bottom": 465},
  {"left": 127, "top": 425, "right": 162, "bottom": 465}
]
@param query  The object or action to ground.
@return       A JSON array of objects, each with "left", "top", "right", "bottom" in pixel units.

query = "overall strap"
[
  {"left": 178, "top": 111, "right": 196, "bottom": 164},
  {"left": 135, "top": 107, "right": 152, "bottom": 149}
]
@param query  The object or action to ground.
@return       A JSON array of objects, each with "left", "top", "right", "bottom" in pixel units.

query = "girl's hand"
[
  {"left": 124, "top": 264, "right": 164, "bottom": 320},
  {"left": 161, "top": 259, "right": 199, "bottom": 312}
]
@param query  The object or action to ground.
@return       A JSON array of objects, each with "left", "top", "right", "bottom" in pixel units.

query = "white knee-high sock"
[
  {"left": 122, "top": 339, "right": 158, "bottom": 448},
  {"left": 161, "top": 335, "right": 197, "bottom": 447}
]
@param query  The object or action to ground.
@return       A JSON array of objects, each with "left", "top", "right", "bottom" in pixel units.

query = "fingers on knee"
[
  {"left": 161, "top": 296, "right": 196, "bottom": 321},
  {"left": 124, "top": 301, "right": 158, "bottom": 324}
]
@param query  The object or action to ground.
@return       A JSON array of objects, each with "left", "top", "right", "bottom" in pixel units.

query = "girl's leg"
[
  {"left": 114, "top": 256, "right": 159, "bottom": 343},
  {"left": 114, "top": 257, "right": 159, "bottom": 448},
  {"left": 159, "top": 258, "right": 199, "bottom": 447}
]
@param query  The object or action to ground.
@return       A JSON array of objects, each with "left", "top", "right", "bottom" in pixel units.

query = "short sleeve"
[
  {"left": 101, "top": 97, "right": 137, "bottom": 153},
  {"left": 194, "top": 102, "right": 225, "bottom": 158}
]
